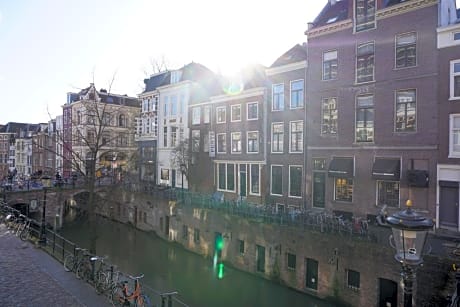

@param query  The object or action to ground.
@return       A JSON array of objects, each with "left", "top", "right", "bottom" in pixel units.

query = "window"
[
  {"left": 395, "top": 89, "right": 416, "bottom": 132},
  {"left": 247, "top": 131, "right": 259, "bottom": 153},
  {"left": 271, "top": 165, "right": 283, "bottom": 195},
  {"left": 204, "top": 106, "right": 211, "bottom": 123},
  {"left": 161, "top": 168, "right": 169, "bottom": 180},
  {"left": 247, "top": 102, "right": 258, "bottom": 120},
  {"left": 355, "top": 0, "right": 375, "bottom": 32},
  {"left": 290, "top": 80, "right": 304, "bottom": 108},
  {"left": 231, "top": 132, "right": 241, "bottom": 153},
  {"left": 163, "top": 96, "right": 169, "bottom": 116},
  {"left": 218, "top": 163, "right": 235, "bottom": 191},
  {"left": 171, "top": 127, "right": 177, "bottom": 147},
  {"left": 271, "top": 123, "right": 284, "bottom": 153},
  {"left": 86, "top": 111, "right": 95, "bottom": 124},
  {"left": 377, "top": 181, "right": 400, "bottom": 207},
  {"left": 163, "top": 127, "right": 168, "bottom": 147},
  {"left": 396, "top": 32, "right": 416, "bottom": 68},
  {"left": 347, "top": 270, "right": 360, "bottom": 290},
  {"left": 451, "top": 60, "right": 460, "bottom": 99},
  {"left": 238, "top": 240, "right": 245, "bottom": 255},
  {"left": 192, "top": 130, "right": 200, "bottom": 152},
  {"left": 118, "top": 114, "right": 126, "bottom": 127},
  {"left": 203, "top": 131, "right": 209, "bottom": 153},
  {"left": 217, "top": 133, "right": 226, "bottom": 153},
  {"left": 334, "top": 178, "right": 353, "bottom": 202},
  {"left": 289, "top": 166, "right": 302, "bottom": 197},
  {"left": 192, "top": 107, "right": 201, "bottom": 125},
  {"left": 194, "top": 228, "right": 200, "bottom": 243},
  {"left": 170, "top": 96, "right": 178, "bottom": 116},
  {"left": 355, "top": 95, "right": 374, "bottom": 142},
  {"left": 313, "top": 158, "right": 327, "bottom": 171},
  {"left": 272, "top": 84, "right": 284, "bottom": 111},
  {"left": 250, "top": 164, "right": 260, "bottom": 195},
  {"left": 217, "top": 106, "right": 226, "bottom": 123},
  {"left": 356, "top": 42, "right": 375, "bottom": 83},
  {"left": 450, "top": 114, "right": 460, "bottom": 157},
  {"left": 323, "top": 50, "right": 338, "bottom": 80},
  {"left": 290, "top": 121, "right": 303, "bottom": 153},
  {"left": 321, "top": 98, "right": 338, "bottom": 135},
  {"left": 455, "top": 32, "right": 460, "bottom": 41},
  {"left": 287, "top": 253, "right": 296, "bottom": 270},
  {"left": 231, "top": 105, "right": 241, "bottom": 122}
]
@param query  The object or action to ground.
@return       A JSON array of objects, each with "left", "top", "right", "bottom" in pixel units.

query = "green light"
[
  {"left": 216, "top": 236, "right": 224, "bottom": 251},
  {"left": 217, "top": 262, "right": 224, "bottom": 279}
]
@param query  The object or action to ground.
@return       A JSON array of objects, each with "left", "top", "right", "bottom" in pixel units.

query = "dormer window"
[
  {"left": 355, "top": 0, "right": 375, "bottom": 32},
  {"left": 171, "top": 71, "right": 182, "bottom": 84}
]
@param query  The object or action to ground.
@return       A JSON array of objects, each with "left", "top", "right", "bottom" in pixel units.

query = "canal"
[{"left": 60, "top": 216, "right": 335, "bottom": 307}]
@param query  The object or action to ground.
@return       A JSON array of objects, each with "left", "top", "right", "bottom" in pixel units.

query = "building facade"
[
  {"left": 437, "top": 0, "right": 460, "bottom": 230},
  {"left": 62, "top": 84, "right": 140, "bottom": 180},
  {"left": 305, "top": 0, "right": 439, "bottom": 221}
]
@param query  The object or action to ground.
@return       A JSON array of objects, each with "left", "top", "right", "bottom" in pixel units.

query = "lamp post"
[
  {"left": 39, "top": 176, "right": 52, "bottom": 245},
  {"left": 180, "top": 163, "right": 186, "bottom": 202},
  {"left": 386, "top": 199, "right": 434, "bottom": 307}
]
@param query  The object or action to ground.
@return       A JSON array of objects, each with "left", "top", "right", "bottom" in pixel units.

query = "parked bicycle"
[
  {"left": 63, "top": 247, "right": 90, "bottom": 273},
  {"left": 111, "top": 274, "right": 151, "bottom": 307}
]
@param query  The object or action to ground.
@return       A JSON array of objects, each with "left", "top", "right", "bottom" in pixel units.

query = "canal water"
[{"left": 60, "top": 216, "right": 334, "bottom": 307}]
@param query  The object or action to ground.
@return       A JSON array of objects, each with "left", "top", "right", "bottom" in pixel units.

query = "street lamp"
[
  {"left": 386, "top": 199, "right": 434, "bottom": 307},
  {"left": 39, "top": 176, "right": 52, "bottom": 245},
  {"left": 180, "top": 163, "right": 186, "bottom": 202}
]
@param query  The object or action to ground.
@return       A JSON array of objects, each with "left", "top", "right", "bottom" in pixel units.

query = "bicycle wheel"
[
  {"left": 19, "top": 228, "right": 30, "bottom": 241},
  {"left": 76, "top": 262, "right": 91, "bottom": 280},
  {"left": 64, "top": 254, "right": 76, "bottom": 272},
  {"left": 135, "top": 294, "right": 151, "bottom": 307},
  {"left": 95, "top": 271, "right": 109, "bottom": 294},
  {"left": 110, "top": 284, "right": 127, "bottom": 306}
]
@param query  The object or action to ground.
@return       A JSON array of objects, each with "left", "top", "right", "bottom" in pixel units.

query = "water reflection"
[{"left": 60, "top": 216, "right": 334, "bottom": 307}]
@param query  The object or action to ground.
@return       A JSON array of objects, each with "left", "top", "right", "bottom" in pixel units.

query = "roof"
[
  {"left": 0, "top": 122, "right": 40, "bottom": 137},
  {"left": 270, "top": 44, "right": 308, "bottom": 67},
  {"left": 311, "top": 0, "right": 349, "bottom": 29},
  {"left": 142, "top": 71, "right": 171, "bottom": 93},
  {"left": 68, "top": 84, "right": 140, "bottom": 108}
]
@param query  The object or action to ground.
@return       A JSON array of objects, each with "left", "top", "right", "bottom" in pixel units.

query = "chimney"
[{"left": 329, "top": 0, "right": 337, "bottom": 5}]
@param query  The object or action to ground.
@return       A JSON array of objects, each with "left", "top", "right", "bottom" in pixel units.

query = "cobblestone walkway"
[{"left": 0, "top": 224, "right": 110, "bottom": 307}]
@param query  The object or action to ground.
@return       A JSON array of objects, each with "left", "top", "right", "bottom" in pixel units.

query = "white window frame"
[
  {"left": 216, "top": 106, "right": 226, "bottom": 124},
  {"left": 217, "top": 133, "right": 226, "bottom": 154},
  {"left": 270, "top": 164, "right": 283, "bottom": 196},
  {"left": 394, "top": 89, "right": 417, "bottom": 133},
  {"left": 271, "top": 122, "right": 284, "bottom": 153},
  {"left": 449, "top": 114, "right": 460, "bottom": 158},
  {"left": 322, "top": 50, "right": 338, "bottom": 81},
  {"left": 204, "top": 106, "right": 211, "bottom": 123},
  {"left": 288, "top": 165, "right": 302, "bottom": 198},
  {"left": 290, "top": 79, "right": 304, "bottom": 109},
  {"left": 192, "top": 107, "right": 201, "bottom": 125},
  {"left": 376, "top": 180, "right": 400, "bottom": 208},
  {"left": 231, "top": 104, "right": 242, "bottom": 122},
  {"left": 217, "top": 163, "right": 236, "bottom": 192},
  {"left": 246, "top": 131, "right": 259, "bottom": 154},
  {"left": 354, "top": 0, "right": 376, "bottom": 33},
  {"left": 247, "top": 102, "right": 258, "bottom": 120},
  {"left": 356, "top": 41, "right": 375, "bottom": 84},
  {"left": 395, "top": 32, "right": 417, "bottom": 69},
  {"left": 249, "top": 164, "right": 261, "bottom": 196},
  {"left": 321, "top": 97, "right": 338, "bottom": 136},
  {"left": 231, "top": 132, "right": 242, "bottom": 154},
  {"left": 450, "top": 59, "right": 460, "bottom": 100},
  {"left": 289, "top": 121, "right": 303, "bottom": 153},
  {"left": 272, "top": 83, "right": 284, "bottom": 111}
]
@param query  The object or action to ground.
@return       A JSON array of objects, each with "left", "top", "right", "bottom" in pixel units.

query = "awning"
[
  {"left": 372, "top": 159, "right": 400, "bottom": 181},
  {"left": 328, "top": 157, "right": 354, "bottom": 178}
]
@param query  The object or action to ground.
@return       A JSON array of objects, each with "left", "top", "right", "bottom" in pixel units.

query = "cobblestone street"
[{"left": 0, "top": 224, "right": 110, "bottom": 307}]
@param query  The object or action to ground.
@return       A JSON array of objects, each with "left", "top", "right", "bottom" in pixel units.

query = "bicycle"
[
  {"left": 95, "top": 263, "right": 120, "bottom": 295},
  {"left": 19, "top": 217, "right": 33, "bottom": 241},
  {"left": 111, "top": 274, "right": 151, "bottom": 307},
  {"left": 63, "top": 247, "right": 89, "bottom": 273}
]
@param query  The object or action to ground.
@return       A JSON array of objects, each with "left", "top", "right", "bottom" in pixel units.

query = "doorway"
[
  {"left": 313, "top": 172, "right": 326, "bottom": 208},
  {"left": 379, "top": 278, "right": 397, "bottom": 307},
  {"left": 439, "top": 181, "right": 459, "bottom": 229}
]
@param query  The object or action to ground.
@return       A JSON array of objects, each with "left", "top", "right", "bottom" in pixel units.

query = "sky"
[
  {"left": 0, "top": 0, "right": 325, "bottom": 124},
  {"left": 1, "top": 1, "right": 458, "bottom": 124}
]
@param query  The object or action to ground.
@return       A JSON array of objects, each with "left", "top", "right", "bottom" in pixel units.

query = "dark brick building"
[{"left": 305, "top": 0, "right": 439, "bottom": 223}]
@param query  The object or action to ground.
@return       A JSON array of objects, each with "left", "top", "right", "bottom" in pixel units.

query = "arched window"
[{"left": 118, "top": 114, "right": 126, "bottom": 127}]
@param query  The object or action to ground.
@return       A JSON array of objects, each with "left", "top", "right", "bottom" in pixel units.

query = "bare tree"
[{"left": 170, "top": 133, "right": 200, "bottom": 189}]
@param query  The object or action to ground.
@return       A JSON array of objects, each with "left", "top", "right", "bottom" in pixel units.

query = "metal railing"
[{"left": 0, "top": 202, "right": 188, "bottom": 307}]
